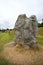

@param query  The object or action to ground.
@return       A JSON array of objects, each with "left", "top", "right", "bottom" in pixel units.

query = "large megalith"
[{"left": 14, "top": 14, "right": 38, "bottom": 48}]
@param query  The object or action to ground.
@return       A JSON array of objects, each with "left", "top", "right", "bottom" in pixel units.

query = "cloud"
[{"left": 0, "top": 0, "right": 43, "bottom": 29}]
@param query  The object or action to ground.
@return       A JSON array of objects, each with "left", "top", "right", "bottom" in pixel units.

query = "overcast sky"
[{"left": 0, "top": 0, "right": 43, "bottom": 29}]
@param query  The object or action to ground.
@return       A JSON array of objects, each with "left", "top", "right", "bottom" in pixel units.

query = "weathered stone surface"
[{"left": 14, "top": 14, "right": 38, "bottom": 48}]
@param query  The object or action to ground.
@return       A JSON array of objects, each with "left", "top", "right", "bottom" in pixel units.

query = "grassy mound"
[{"left": 2, "top": 43, "right": 43, "bottom": 65}]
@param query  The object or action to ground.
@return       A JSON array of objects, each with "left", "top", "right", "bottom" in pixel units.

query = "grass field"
[
  {"left": 0, "top": 30, "right": 15, "bottom": 65},
  {"left": 37, "top": 27, "right": 43, "bottom": 45},
  {"left": 0, "top": 30, "right": 14, "bottom": 51},
  {"left": 0, "top": 27, "right": 43, "bottom": 65}
]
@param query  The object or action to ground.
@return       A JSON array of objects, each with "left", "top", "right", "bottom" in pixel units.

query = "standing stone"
[{"left": 14, "top": 14, "right": 38, "bottom": 48}]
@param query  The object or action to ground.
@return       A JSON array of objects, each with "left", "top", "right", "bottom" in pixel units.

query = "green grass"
[
  {"left": 37, "top": 36, "right": 43, "bottom": 45},
  {"left": 0, "top": 31, "right": 14, "bottom": 51},
  {"left": 38, "top": 27, "right": 43, "bottom": 36},
  {"left": 37, "top": 27, "right": 43, "bottom": 45},
  {"left": 0, "top": 31, "right": 15, "bottom": 65}
]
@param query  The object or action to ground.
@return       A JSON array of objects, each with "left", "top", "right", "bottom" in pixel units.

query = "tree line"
[
  {"left": 38, "top": 22, "right": 43, "bottom": 27},
  {"left": 0, "top": 29, "right": 14, "bottom": 32},
  {"left": 38, "top": 19, "right": 43, "bottom": 27}
]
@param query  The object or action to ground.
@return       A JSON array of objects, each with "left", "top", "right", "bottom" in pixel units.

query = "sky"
[{"left": 0, "top": 0, "right": 43, "bottom": 29}]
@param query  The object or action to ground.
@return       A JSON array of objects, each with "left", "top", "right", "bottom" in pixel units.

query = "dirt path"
[{"left": 2, "top": 42, "right": 43, "bottom": 65}]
